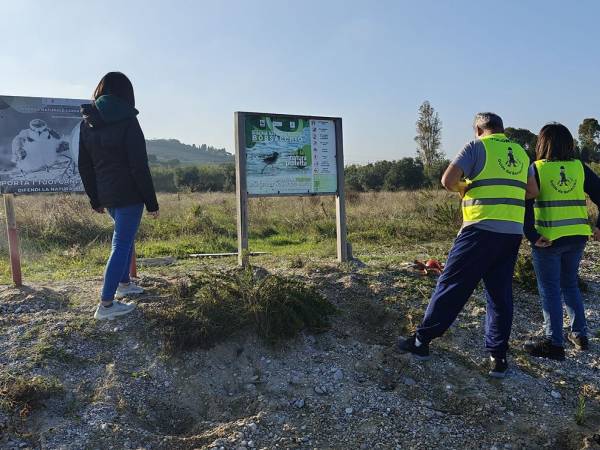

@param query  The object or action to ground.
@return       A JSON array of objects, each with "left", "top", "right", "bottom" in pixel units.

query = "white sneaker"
[
  {"left": 93, "top": 300, "right": 136, "bottom": 320},
  {"left": 115, "top": 282, "right": 144, "bottom": 299}
]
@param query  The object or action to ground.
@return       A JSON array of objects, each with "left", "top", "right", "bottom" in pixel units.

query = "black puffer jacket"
[{"left": 79, "top": 95, "right": 158, "bottom": 212}]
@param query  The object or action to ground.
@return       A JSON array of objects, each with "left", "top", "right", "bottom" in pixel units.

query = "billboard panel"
[
  {"left": 0, "top": 95, "right": 88, "bottom": 194},
  {"left": 242, "top": 113, "right": 338, "bottom": 196}
]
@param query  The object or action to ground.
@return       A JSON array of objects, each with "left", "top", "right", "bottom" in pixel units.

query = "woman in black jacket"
[{"left": 79, "top": 72, "right": 159, "bottom": 320}]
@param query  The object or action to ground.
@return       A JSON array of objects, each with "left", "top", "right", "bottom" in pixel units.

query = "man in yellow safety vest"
[{"left": 397, "top": 112, "right": 538, "bottom": 378}]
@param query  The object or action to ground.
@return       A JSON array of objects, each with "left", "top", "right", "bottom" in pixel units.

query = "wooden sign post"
[
  {"left": 4, "top": 194, "right": 22, "bottom": 287},
  {"left": 234, "top": 112, "right": 348, "bottom": 266},
  {"left": 235, "top": 113, "right": 250, "bottom": 267},
  {"left": 334, "top": 120, "right": 348, "bottom": 262}
]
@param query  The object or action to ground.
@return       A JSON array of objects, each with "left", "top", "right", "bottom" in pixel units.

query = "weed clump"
[
  {"left": 514, "top": 250, "right": 538, "bottom": 291},
  {"left": 0, "top": 373, "right": 63, "bottom": 416},
  {"left": 513, "top": 247, "right": 587, "bottom": 292},
  {"left": 149, "top": 268, "right": 336, "bottom": 352}
]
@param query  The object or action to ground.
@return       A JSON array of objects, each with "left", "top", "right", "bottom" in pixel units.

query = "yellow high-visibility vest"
[
  {"left": 534, "top": 159, "right": 591, "bottom": 240},
  {"left": 462, "top": 134, "right": 529, "bottom": 225}
]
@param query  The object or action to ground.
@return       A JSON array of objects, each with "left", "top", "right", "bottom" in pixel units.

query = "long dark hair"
[
  {"left": 535, "top": 123, "right": 575, "bottom": 161},
  {"left": 93, "top": 72, "right": 135, "bottom": 107}
]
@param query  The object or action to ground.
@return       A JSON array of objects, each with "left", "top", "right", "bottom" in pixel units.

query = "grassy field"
[
  {"left": 2, "top": 189, "right": 597, "bottom": 285},
  {"left": 0, "top": 190, "right": 466, "bottom": 284}
]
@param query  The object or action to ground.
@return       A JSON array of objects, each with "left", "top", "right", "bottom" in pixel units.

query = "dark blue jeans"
[
  {"left": 101, "top": 204, "right": 144, "bottom": 301},
  {"left": 416, "top": 227, "right": 522, "bottom": 357},
  {"left": 531, "top": 242, "right": 588, "bottom": 346}
]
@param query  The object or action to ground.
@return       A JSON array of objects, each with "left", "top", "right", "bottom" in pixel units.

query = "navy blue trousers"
[{"left": 416, "top": 227, "right": 522, "bottom": 357}]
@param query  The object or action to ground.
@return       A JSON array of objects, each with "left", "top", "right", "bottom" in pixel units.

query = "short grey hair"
[{"left": 473, "top": 112, "right": 504, "bottom": 132}]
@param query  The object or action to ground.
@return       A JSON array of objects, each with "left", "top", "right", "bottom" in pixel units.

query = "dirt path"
[{"left": 1, "top": 252, "right": 599, "bottom": 450}]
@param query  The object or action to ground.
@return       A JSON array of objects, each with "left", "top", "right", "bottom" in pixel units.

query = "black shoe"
[
  {"left": 489, "top": 356, "right": 509, "bottom": 379},
  {"left": 567, "top": 333, "right": 589, "bottom": 350},
  {"left": 524, "top": 338, "right": 565, "bottom": 361},
  {"left": 396, "top": 335, "right": 431, "bottom": 361}
]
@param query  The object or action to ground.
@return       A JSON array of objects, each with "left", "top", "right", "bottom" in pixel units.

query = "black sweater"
[
  {"left": 78, "top": 96, "right": 159, "bottom": 212},
  {"left": 524, "top": 163, "right": 600, "bottom": 245}
]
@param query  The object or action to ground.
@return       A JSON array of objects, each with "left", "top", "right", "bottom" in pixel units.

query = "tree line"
[
  {"left": 345, "top": 102, "right": 600, "bottom": 192},
  {"left": 150, "top": 164, "right": 236, "bottom": 193},
  {"left": 505, "top": 118, "right": 600, "bottom": 162},
  {"left": 148, "top": 105, "right": 600, "bottom": 193}
]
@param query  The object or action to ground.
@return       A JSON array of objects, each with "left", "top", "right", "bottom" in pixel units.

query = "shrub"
[
  {"left": 513, "top": 250, "right": 537, "bottom": 291},
  {"left": 148, "top": 267, "right": 336, "bottom": 352}
]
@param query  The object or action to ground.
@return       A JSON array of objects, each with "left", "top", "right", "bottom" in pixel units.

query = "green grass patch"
[
  {"left": 147, "top": 267, "right": 336, "bottom": 352},
  {"left": 0, "top": 372, "right": 63, "bottom": 416}
]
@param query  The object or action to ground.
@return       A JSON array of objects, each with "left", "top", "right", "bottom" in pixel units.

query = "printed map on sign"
[
  {"left": 244, "top": 114, "right": 337, "bottom": 195},
  {"left": 0, "top": 95, "right": 88, "bottom": 194}
]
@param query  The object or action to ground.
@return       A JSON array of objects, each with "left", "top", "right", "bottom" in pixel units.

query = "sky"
[{"left": 1, "top": 0, "right": 598, "bottom": 164}]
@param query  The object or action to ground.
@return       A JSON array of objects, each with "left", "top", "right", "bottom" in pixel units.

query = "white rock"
[
  {"left": 345, "top": 407, "right": 353, "bottom": 414},
  {"left": 551, "top": 391, "right": 561, "bottom": 399},
  {"left": 293, "top": 398, "right": 305, "bottom": 409},
  {"left": 314, "top": 385, "right": 328, "bottom": 395},
  {"left": 403, "top": 377, "right": 417, "bottom": 386}
]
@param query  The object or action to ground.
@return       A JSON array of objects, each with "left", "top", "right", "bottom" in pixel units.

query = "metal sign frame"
[{"left": 234, "top": 111, "right": 348, "bottom": 266}]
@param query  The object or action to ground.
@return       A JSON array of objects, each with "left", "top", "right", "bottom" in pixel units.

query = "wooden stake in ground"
[
  {"left": 129, "top": 244, "right": 137, "bottom": 278},
  {"left": 4, "top": 194, "right": 22, "bottom": 287}
]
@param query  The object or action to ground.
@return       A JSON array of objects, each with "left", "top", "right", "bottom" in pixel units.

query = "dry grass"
[{"left": 2, "top": 189, "right": 596, "bottom": 282}]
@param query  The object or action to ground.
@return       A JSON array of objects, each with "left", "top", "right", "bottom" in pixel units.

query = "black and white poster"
[{"left": 0, "top": 95, "right": 89, "bottom": 194}]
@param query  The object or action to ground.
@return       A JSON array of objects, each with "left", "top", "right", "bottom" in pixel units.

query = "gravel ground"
[{"left": 0, "top": 244, "right": 599, "bottom": 450}]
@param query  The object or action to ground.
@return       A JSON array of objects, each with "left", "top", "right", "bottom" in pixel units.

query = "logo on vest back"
[
  {"left": 497, "top": 147, "right": 523, "bottom": 175},
  {"left": 550, "top": 165, "right": 577, "bottom": 193}
]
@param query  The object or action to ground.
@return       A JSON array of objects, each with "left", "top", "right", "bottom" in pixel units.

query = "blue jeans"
[
  {"left": 101, "top": 204, "right": 144, "bottom": 301},
  {"left": 416, "top": 227, "right": 522, "bottom": 357},
  {"left": 531, "top": 242, "right": 588, "bottom": 346}
]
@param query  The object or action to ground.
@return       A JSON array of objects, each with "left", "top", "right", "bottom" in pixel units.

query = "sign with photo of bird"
[
  {"left": 0, "top": 95, "right": 88, "bottom": 194},
  {"left": 243, "top": 114, "right": 338, "bottom": 195}
]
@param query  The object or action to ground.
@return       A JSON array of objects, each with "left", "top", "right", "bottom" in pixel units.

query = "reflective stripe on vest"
[
  {"left": 533, "top": 159, "right": 591, "bottom": 240},
  {"left": 467, "top": 178, "right": 527, "bottom": 190},
  {"left": 461, "top": 134, "right": 529, "bottom": 225}
]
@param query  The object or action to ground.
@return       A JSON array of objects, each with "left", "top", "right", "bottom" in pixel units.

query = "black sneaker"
[
  {"left": 567, "top": 333, "right": 589, "bottom": 350},
  {"left": 489, "top": 356, "right": 509, "bottom": 379},
  {"left": 524, "top": 338, "right": 565, "bottom": 361},
  {"left": 395, "top": 335, "right": 430, "bottom": 361}
]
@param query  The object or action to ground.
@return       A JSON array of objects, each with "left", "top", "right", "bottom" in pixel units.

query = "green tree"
[
  {"left": 415, "top": 101, "right": 444, "bottom": 183},
  {"left": 174, "top": 166, "right": 201, "bottom": 191},
  {"left": 505, "top": 127, "right": 537, "bottom": 160},
  {"left": 221, "top": 163, "right": 236, "bottom": 192},
  {"left": 383, "top": 158, "right": 426, "bottom": 190},
  {"left": 578, "top": 118, "right": 600, "bottom": 161},
  {"left": 150, "top": 166, "right": 178, "bottom": 192},
  {"left": 344, "top": 165, "right": 364, "bottom": 192}
]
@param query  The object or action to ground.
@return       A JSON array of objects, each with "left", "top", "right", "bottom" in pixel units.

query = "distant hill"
[{"left": 146, "top": 139, "right": 233, "bottom": 165}]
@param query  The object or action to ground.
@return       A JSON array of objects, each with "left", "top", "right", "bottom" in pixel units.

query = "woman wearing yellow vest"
[{"left": 523, "top": 123, "right": 600, "bottom": 360}]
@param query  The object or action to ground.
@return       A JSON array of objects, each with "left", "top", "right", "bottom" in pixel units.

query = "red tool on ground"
[{"left": 412, "top": 258, "right": 444, "bottom": 276}]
